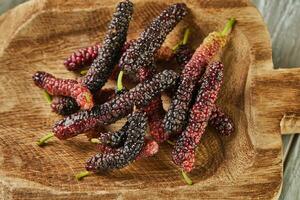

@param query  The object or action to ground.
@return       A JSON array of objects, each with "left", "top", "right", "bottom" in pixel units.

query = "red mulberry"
[
  {"left": 32, "top": 71, "right": 94, "bottom": 110},
  {"left": 85, "top": 111, "right": 147, "bottom": 172},
  {"left": 83, "top": 0, "right": 133, "bottom": 92},
  {"left": 64, "top": 44, "right": 101, "bottom": 71},
  {"left": 119, "top": 3, "right": 187, "bottom": 74},
  {"left": 53, "top": 70, "right": 179, "bottom": 140},
  {"left": 164, "top": 18, "right": 235, "bottom": 134},
  {"left": 50, "top": 96, "right": 79, "bottom": 116},
  {"left": 172, "top": 61, "right": 224, "bottom": 172},
  {"left": 136, "top": 139, "right": 159, "bottom": 160}
]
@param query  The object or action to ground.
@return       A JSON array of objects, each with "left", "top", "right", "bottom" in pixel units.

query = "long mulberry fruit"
[
  {"left": 119, "top": 3, "right": 187, "bottom": 74},
  {"left": 52, "top": 70, "right": 179, "bottom": 140},
  {"left": 172, "top": 61, "right": 224, "bottom": 172},
  {"left": 136, "top": 139, "right": 159, "bottom": 160},
  {"left": 164, "top": 18, "right": 235, "bottom": 134},
  {"left": 83, "top": 0, "right": 133, "bottom": 93},
  {"left": 85, "top": 111, "right": 147, "bottom": 172},
  {"left": 32, "top": 71, "right": 94, "bottom": 109}
]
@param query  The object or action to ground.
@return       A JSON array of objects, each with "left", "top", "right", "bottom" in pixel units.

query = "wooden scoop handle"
[{"left": 264, "top": 67, "right": 300, "bottom": 135}]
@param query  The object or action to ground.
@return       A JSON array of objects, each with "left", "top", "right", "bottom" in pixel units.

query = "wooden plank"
[{"left": 252, "top": 0, "right": 300, "bottom": 199}]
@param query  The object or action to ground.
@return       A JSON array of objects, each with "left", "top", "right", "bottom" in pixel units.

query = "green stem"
[
  {"left": 182, "top": 28, "right": 191, "bottom": 45},
  {"left": 181, "top": 170, "right": 193, "bottom": 185},
  {"left": 75, "top": 170, "right": 92, "bottom": 180},
  {"left": 43, "top": 91, "right": 52, "bottom": 104},
  {"left": 90, "top": 138, "right": 101, "bottom": 144},
  {"left": 80, "top": 69, "right": 88, "bottom": 75},
  {"left": 117, "top": 70, "right": 124, "bottom": 92},
  {"left": 221, "top": 18, "right": 236, "bottom": 36},
  {"left": 37, "top": 133, "right": 54, "bottom": 146},
  {"left": 166, "top": 140, "right": 175, "bottom": 145}
]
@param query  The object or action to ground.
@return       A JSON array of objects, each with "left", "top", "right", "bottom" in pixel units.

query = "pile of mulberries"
[{"left": 32, "top": 0, "right": 236, "bottom": 182}]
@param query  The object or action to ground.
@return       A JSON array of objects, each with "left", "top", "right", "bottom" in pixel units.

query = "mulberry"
[
  {"left": 52, "top": 70, "right": 179, "bottom": 140},
  {"left": 32, "top": 71, "right": 94, "bottom": 109},
  {"left": 85, "top": 111, "right": 147, "bottom": 172},
  {"left": 172, "top": 61, "right": 224, "bottom": 172},
  {"left": 64, "top": 40, "right": 135, "bottom": 72},
  {"left": 50, "top": 96, "right": 79, "bottom": 116},
  {"left": 164, "top": 18, "right": 235, "bottom": 134},
  {"left": 136, "top": 139, "right": 159, "bottom": 160},
  {"left": 209, "top": 107, "right": 234, "bottom": 136},
  {"left": 64, "top": 44, "right": 101, "bottom": 71},
  {"left": 83, "top": 0, "right": 133, "bottom": 92},
  {"left": 119, "top": 3, "right": 187, "bottom": 74}
]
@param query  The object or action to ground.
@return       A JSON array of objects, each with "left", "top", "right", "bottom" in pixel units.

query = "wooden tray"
[{"left": 1, "top": 0, "right": 299, "bottom": 199}]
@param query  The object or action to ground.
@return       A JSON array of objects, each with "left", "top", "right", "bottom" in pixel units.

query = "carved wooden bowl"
[{"left": 1, "top": 0, "right": 299, "bottom": 199}]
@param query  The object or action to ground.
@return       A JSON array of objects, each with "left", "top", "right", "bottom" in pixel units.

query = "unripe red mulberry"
[
  {"left": 164, "top": 19, "right": 235, "bottom": 134},
  {"left": 32, "top": 71, "right": 94, "bottom": 110},
  {"left": 172, "top": 61, "right": 224, "bottom": 172}
]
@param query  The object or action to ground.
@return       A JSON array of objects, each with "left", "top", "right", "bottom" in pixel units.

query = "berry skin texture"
[
  {"left": 32, "top": 71, "right": 94, "bottom": 110},
  {"left": 172, "top": 61, "right": 224, "bottom": 172},
  {"left": 83, "top": 0, "right": 134, "bottom": 92},
  {"left": 136, "top": 139, "right": 159, "bottom": 160},
  {"left": 64, "top": 44, "right": 101, "bottom": 71},
  {"left": 209, "top": 107, "right": 235, "bottom": 136},
  {"left": 164, "top": 31, "right": 229, "bottom": 134},
  {"left": 119, "top": 3, "right": 187, "bottom": 74},
  {"left": 174, "top": 44, "right": 194, "bottom": 68},
  {"left": 85, "top": 111, "right": 147, "bottom": 172},
  {"left": 51, "top": 96, "right": 79, "bottom": 116},
  {"left": 53, "top": 70, "right": 179, "bottom": 140}
]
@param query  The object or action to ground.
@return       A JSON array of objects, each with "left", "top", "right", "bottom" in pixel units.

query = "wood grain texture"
[{"left": 0, "top": 0, "right": 294, "bottom": 199}]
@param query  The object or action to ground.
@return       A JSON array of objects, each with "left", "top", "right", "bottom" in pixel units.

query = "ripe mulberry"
[
  {"left": 209, "top": 107, "right": 234, "bottom": 136},
  {"left": 172, "top": 61, "right": 224, "bottom": 172},
  {"left": 53, "top": 70, "right": 179, "bottom": 140},
  {"left": 32, "top": 71, "right": 94, "bottom": 110},
  {"left": 83, "top": 0, "right": 134, "bottom": 92},
  {"left": 119, "top": 3, "right": 187, "bottom": 74},
  {"left": 164, "top": 19, "right": 235, "bottom": 134},
  {"left": 85, "top": 111, "right": 147, "bottom": 172}
]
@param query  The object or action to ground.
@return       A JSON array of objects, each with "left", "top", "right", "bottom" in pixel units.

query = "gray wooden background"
[{"left": 0, "top": 0, "right": 299, "bottom": 199}]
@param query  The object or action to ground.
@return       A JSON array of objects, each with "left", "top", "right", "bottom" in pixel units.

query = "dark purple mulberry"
[
  {"left": 174, "top": 44, "right": 194, "bottom": 68},
  {"left": 32, "top": 71, "right": 94, "bottom": 109},
  {"left": 85, "top": 111, "right": 147, "bottom": 172},
  {"left": 172, "top": 61, "right": 224, "bottom": 172},
  {"left": 119, "top": 3, "right": 187, "bottom": 74},
  {"left": 53, "top": 70, "right": 179, "bottom": 140},
  {"left": 51, "top": 96, "right": 79, "bottom": 116},
  {"left": 209, "top": 107, "right": 234, "bottom": 136},
  {"left": 83, "top": 0, "right": 134, "bottom": 92},
  {"left": 164, "top": 19, "right": 235, "bottom": 134}
]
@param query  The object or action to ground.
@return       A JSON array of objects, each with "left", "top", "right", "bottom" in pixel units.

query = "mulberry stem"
[
  {"left": 75, "top": 170, "right": 91, "bottom": 180},
  {"left": 221, "top": 18, "right": 236, "bottom": 36},
  {"left": 37, "top": 133, "right": 54, "bottom": 146},
  {"left": 117, "top": 70, "right": 124, "bottom": 92},
  {"left": 80, "top": 69, "right": 88, "bottom": 76},
  {"left": 43, "top": 91, "right": 52, "bottom": 104},
  {"left": 181, "top": 170, "right": 193, "bottom": 185},
  {"left": 182, "top": 28, "right": 191, "bottom": 45},
  {"left": 91, "top": 138, "right": 101, "bottom": 144},
  {"left": 167, "top": 140, "right": 175, "bottom": 145}
]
